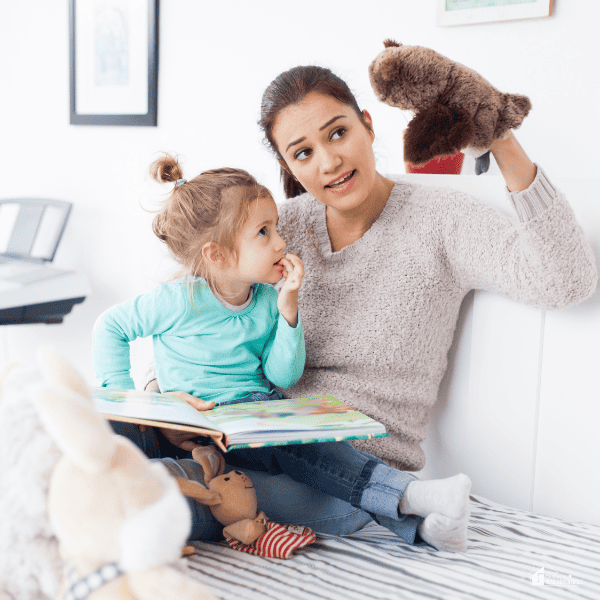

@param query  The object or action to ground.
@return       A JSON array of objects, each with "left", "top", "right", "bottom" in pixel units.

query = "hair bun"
[{"left": 148, "top": 153, "right": 184, "bottom": 184}]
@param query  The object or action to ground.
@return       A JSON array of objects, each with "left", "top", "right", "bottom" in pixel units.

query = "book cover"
[{"left": 92, "top": 387, "right": 388, "bottom": 452}]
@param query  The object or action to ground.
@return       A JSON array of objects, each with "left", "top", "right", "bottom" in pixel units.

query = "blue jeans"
[{"left": 109, "top": 391, "right": 423, "bottom": 544}]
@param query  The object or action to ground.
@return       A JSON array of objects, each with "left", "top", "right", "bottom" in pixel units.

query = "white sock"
[
  {"left": 399, "top": 473, "right": 471, "bottom": 520},
  {"left": 418, "top": 513, "right": 469, "bottom": 552}
]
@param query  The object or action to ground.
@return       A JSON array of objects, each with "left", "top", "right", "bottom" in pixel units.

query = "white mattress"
[{"left": 185, "top": 494, "right": 600, "bottom": 600}]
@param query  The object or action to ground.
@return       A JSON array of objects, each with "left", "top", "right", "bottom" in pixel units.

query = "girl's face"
[
  {"left": 272, "top": 91, "right": 377, "bottom": 214},
  {"left": 231, "top": 195, "right": 287, "bottom": 285}
]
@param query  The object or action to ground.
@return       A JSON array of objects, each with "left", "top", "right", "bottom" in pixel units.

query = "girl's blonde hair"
[{"left": 148, "top": 153, "right": 271, "bottom": 292}]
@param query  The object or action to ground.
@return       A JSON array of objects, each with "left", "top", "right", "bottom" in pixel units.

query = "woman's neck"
[{"left": 325, "top": 173, "right": 395, "bottom": 252}]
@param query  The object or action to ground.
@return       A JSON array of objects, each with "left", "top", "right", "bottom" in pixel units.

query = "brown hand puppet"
[
  {"left": 177, "top": 447, "right": 317, "bottom": 559},
  {"left": 369, "top": 40, "right": 531, "bottom": 174}
]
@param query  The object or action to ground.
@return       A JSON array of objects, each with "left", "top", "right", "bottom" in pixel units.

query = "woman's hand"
[{"left": 277, "top": 253, "right": 304, "bottom": 327}]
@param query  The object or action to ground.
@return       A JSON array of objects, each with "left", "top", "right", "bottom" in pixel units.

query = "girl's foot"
[
  {"left": 399, "top": 473, "right": 471, "bottom": 520},
  {"left": 418, "top": 513, "right": 469, "bottom": 552}
]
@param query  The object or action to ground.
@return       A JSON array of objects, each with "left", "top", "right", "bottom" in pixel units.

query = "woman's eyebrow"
[
  {"left": 286, "top": 137, "right": 305, "bottom": 153},
  {"left": 319, "top": 115, "right": 345, "bottom": 131},
  {"left": 285, "top": 115, "right": 346, "bottom": 153}
]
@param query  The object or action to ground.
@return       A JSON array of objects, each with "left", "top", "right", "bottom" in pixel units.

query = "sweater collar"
[{"left": 310, "top": 179, "right": 406, "bottom": 262}]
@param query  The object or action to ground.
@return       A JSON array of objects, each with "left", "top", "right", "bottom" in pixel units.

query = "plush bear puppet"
[{"left": 369, "top": 39, "right": 532, "bottom": 174}]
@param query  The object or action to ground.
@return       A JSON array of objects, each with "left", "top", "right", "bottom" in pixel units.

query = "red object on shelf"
[{"left": 405, "top": 152, "right": 465, "bottom": 175}]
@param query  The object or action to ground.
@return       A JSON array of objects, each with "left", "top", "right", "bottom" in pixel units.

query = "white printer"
[{"left": 0, "top": 198, "right": 88, "bottom": 324}]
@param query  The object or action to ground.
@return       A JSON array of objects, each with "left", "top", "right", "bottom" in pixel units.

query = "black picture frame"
[{"left": 69, "top": 0, "right": 159, "bottom": 126}]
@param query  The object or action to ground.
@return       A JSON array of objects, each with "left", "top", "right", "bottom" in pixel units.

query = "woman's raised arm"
[{"left": 489, "top": 131, "right": 537, "bottom": 192}]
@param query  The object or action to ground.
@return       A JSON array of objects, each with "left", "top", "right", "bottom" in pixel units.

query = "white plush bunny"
[{"left": 5, "top": 349, "right": 214, "bottom": 600}]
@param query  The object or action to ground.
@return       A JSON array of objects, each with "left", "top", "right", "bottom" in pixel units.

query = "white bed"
[{"left": 185, "top": 494, "right": 600, "bottom": 600}]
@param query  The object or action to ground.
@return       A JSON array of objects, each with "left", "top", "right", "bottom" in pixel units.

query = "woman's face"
[{"left": 272, "top": 92, "right": 377, "bottom": 213}]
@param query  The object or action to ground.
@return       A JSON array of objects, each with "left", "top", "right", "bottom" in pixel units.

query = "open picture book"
[{"left": 92, "top": 387, "right": 388, "bottom": 453}]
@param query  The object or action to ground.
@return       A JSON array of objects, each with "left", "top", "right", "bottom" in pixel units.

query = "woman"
[{"left": 142, "top": 65, "right": 597, "bottom": 546}]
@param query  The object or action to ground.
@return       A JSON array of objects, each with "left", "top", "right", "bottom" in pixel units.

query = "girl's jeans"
[{"left": 110, "top": 391, "right": 422, "bottom": 544}]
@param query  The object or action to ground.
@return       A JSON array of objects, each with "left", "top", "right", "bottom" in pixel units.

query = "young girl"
[
  {"left": 93, "top": 154, "right": 472, "bottom": 552},
  {"left": 94, "top": 158, "right": 305, "bottom": 408}
]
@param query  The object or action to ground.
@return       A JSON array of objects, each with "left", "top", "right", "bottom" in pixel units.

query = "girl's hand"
[
  {"left": 138, "top": 390, "right": 216, "bottom": 451},
  {"left": 279, "top": 253, "right": 304, "bottom": 294},
  {"left": 164, "top": 391, "right": 216, "bottom": 412},
  {"left": 277, "top": 253, "right": 304, "bottom": 327}
]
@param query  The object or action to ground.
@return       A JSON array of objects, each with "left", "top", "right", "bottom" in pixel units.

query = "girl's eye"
[
  {"left": 258, "top": 227, "right": 267, "bottom": 237},
  {"left": 330, "top": 127, "right": 346, "bottom": 141},
  {"left": 294, "top": 148, "right": 312, "bottom": 161}
]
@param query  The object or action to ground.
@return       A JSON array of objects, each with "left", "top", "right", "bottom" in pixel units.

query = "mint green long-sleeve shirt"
[{"left": 92, "top": 279, "right": 305, "bottom": 404}]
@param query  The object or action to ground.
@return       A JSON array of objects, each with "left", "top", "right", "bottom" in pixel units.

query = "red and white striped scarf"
[{"left": 225, "top": 517, "right": 316, "bottom": 559}]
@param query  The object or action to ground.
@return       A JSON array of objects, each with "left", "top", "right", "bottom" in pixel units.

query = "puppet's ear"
[
  {"left": 495, "top": 93, "right": 532, "bottom": 136},
  {"left": 192, "top": 446, "right": 225, "bottom": 485},
  {"left": 175, "top": 478, "right": 222, "bottom": 506},
  {"left": 404, "top": 103, "right": 474, "bottom": 165}
]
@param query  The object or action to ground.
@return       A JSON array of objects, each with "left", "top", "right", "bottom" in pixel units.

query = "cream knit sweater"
[{"left": 277, "top": 166, "right": 598, "bottom": 471}]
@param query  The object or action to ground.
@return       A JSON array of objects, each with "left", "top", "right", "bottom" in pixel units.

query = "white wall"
[
  {"left": 1, "top": 1, "right": 599, "bottom": 518},
  {"left": 410, "top": 175, "right": 600, "bottom": 527}
]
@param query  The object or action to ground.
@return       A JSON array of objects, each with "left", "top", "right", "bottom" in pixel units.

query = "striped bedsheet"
[{"left": 185, "top": 494, "right": 600, "bottom": 600}]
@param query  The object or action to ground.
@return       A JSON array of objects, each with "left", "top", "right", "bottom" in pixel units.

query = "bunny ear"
[
  {"left": 33, "top": 348, "right": 116, "bottom": 473},
  {"left": 37, "top": 346, "right": 91, "bottom": 401}
]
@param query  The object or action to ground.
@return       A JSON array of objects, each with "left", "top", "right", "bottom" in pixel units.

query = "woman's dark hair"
[{"left": 259, "top": 65, "right": 369, "bottom": 199}]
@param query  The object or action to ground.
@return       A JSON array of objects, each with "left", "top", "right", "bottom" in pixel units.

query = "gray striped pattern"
[{"left": 185, "top": 495, "right": 600, "bottom": 600}]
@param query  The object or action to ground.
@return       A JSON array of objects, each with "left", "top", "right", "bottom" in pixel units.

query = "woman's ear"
[
  {"left": 202, "top": 241, "right": 229, "bottom": 269},
  {"left": 362, "top": 110, "right": 375, "bottom": 139}
]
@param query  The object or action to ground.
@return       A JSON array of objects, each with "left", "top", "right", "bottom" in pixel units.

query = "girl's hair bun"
[{"left": 148, "top": 153, "right": 184, "bottom": 184}]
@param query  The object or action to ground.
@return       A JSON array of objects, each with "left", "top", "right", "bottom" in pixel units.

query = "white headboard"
[{"left": 403, "top": 174, "right": 600, "bottom": 527}]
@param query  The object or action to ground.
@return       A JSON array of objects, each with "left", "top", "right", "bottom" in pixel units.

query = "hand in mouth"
[{"left": 325, "top": 170, "right": 356, "bottom": 188}]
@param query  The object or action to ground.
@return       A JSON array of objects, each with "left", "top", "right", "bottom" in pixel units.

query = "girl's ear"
[{"left": 202, "top": 241, "right": 229, "bottom": 269}]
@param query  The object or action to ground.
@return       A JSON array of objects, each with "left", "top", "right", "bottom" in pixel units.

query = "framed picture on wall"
[
  {"left": 69, "top": 0, "right": 159, "bottom": 126},
  {"left": 436, "top": 0, "right": 553, "bottom": 27}
]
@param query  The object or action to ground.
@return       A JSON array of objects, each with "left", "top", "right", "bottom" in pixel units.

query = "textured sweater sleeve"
[
  {"left": 92, "top": 284, "right": 187, "bottom": 388},
  {"left": 442, "top": 165, "right": 598, "bottom": 309},
  {"left": 261, "top": 288, "right": 306, "bottom": 389}
]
